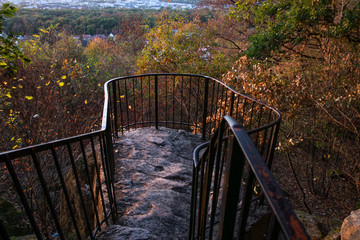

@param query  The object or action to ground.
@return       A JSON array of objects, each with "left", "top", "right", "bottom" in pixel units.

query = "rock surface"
[
  {"left": 97, "top": 127, "right": 203, "bottom": 240},
  {"left": 295, "top": 211, "right": 322, "bottom": 240},
  {"left": 341, "top": 209, "right": 360, "bottom": 240}
]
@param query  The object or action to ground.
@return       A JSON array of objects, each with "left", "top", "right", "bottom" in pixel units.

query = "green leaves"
[
  {"left": 0, "top": 3, "right": 30, "bottom": 75},
  {"left": 231, "top": 0, "right": 360, "bottom": 60}
]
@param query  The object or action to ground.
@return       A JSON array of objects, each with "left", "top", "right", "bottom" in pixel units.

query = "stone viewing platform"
[{"left": 97, "top": 127, "right": 203, "bottom": 239}]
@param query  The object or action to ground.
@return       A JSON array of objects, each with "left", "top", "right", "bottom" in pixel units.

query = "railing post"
[
  {"left": 218, "top": 135, "right": 245, "bottom": 239},
  {"left": 112, "top": 81, "right": 118, "bottom": 137},
  {"left": 105, "top": 108, "right": 117, "bottom": 221},
  {"left": 155, "top": 75, "right": 159, "bottom": 130},
  {"left": 266, "top": 122, "right": 281, "bottom": 169},
  {"left": 202, "top": 78, "right": 209, "bottom": 141},
  {"left": 229, "top": 92, "right": 235, "bottom": 117}
]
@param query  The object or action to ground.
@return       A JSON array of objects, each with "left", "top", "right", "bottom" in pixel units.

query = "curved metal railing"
[
  {"left": 104, "top": 74, "right": 281, "bottom": 166},
  {"left": 0, "top": 73, "right": 307, "bottom": 240}
]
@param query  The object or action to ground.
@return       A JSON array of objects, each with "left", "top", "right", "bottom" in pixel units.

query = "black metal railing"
[
  {"left": 0, "top": 73, "right": 307, "bottom": 239},
  {"left": 0, "top": 84, "right": 116, "bottom": 239},
  {"left": 190, "top": 116, "right": 309, "bottom": 239}
]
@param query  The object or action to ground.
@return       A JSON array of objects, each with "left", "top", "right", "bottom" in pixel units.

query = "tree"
[
  {"left": 230, "top": 0, "right": 360, "bottom": 60},
  {"left": 223, "top": 0, "right": 360, "bottom": 223},
  {"left": 137, "top": 12, "right": 231, "bottom": 77},
  {"left": 0, "top": 3, "right": 29, "bottom": 75}
]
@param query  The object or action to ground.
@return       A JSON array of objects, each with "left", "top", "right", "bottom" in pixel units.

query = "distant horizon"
[{"left": 1, "top": 0, "right": 197, "bottom": 10}]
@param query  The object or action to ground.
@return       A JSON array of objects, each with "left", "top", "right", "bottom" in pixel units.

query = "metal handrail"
[
  {"left": 103, "top": 73, "right": 281, "bottom": 138},
  {"left": 0, "top": 73, "right": 285, "bottom": 239},
  {"left": 189, "top": 116, "right": 309, "bottom": 239}
]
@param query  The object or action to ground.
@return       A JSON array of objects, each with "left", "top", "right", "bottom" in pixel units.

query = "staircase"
[{"left": 97, "top": 127, "right": 202, "bottom": 239}]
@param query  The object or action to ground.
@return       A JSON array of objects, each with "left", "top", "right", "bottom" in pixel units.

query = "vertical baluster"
[
  {"left": 195, "top": 77, "right": 200, "bottom": 134},
  {"left": 133, "top": 78, "right": 137, "bottom": 128},
  {"left": 254, "top": 105, "right": 264, "bottom": 148},
  {"left": 141, "top": 77, "right": 144, "bottom": 126},
  {"left": 197, "top": 158, "right": 205, "bottom": 239},
  {"left": 199, "top": 120, "right": 225, "bottom": 239},
  {"left": 172, "top": 75, "right": 176, "bottom": 128},
  {"left": 124, "top": 79, "right": 130, "bottom": 129},
  {"left": 188, "top": 76, "right": 192, "bottom": 132},
  {"left": 229, "top": 92, "right": 235, "bottom": 117},
  {"left": 50, "top": 145, "right": 82, "bottom": 240},
  {"left": 237, "top": 168, "right": 256, "bottom": 240},
  {"left": 189, "top": 164, "right": 199, "bottom": 240},
  {"left": 100, "top": 134, "right": 117, "bottom": 221},
  {"left": 218, "top": 86, "right": 225, "bottom": 127},
  {"left": 266, "top": 123, "right": 280, "bottom": 169},
  {"left": 165, "top": 75, "right": 168, "bottom": 127},
  {"left": 117, "top": 80, "right": 124, "bottom": 134},
  {"left": 99, "top": 135, "right": 112, "bottom": 213},
  {"left": 202, "top": 78, "right": 209, "bottom": 140},
  {"left": 155, "top": 75, "right": 159, "bottom": 130},
  {"left": 90, "top": 136, "right": 108, "bottom": 225},
  {"left": 217, "top": 135, "right": 245, "bottom": 240},
  {"left": 248, "top": 101, "right": 256, "bottom": 130},
  {"left": 208, "top": 128, "right": 225, "bottom": 239},
  {"left": 208, "top": 80, "right": 216, "bottom": 138},
  {"left": 66, "top": 143, "right": 95, "bottom": 240},
  {"left": 112, "top": 81, "right": 118, "bottom": 137},
  {"left": 213, "top": 83, "right": 220, "bottom": 133},
  {"left": 79, "top": 139, "right": 101, "bottom": 229},
  {"left": 235, "top": 95, "right": 241, "bottom": 122},
  {"left": 241, "top": 98, "right": 247, "bottom": 126},
  {"left": 180, "top": 76, "right": 184, "bottom": 128},
  {"left": 30, "top": 150, "right": 65, "bottom": 240},
  {"left": 148, "top": 76, "right": 152, "bottom": 126},
  {"left": 223, "top": 89, "right": 228, "bottom": 117},
  {"left": 5, "top": 156, "right": 43, "bottom": 240}
]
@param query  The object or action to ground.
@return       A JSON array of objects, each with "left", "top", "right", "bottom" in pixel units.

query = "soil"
[{"left": 272, "top": 150, "right": 359, "bottom": 237}]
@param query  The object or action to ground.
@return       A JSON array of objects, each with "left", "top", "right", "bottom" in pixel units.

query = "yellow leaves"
[
  {"left": 46, "top": 81, "right": 50, "bottom": 86},
  {"left": 85, "top": 100, "right": 88, "bottom": 104},
  {"left": 120, "top": 95, "right": 125, "bottom": 98},
  {"left": 5, "top": 93, "right": 11, "bottom": 98},
  {"left": 0, "top": 61, "right": 7, "bottom": 67},
  {"left": 25, "top": 96, "right": 33, "bottom": 100},
  {"left": 33, "top": 34, "right": 40, "bottom": 38},
  {"left": 61, "top": 75, "right": 67, "bottom": 80},
  {"left": 39, "top": 28, "right": 49, "bottom": 34},
  {"left": 58, "top": 82, "right": 64, "bottom": 87}
]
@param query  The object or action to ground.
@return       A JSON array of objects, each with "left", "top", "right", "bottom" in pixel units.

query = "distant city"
[{"left": 0, "top": 0, "right": 197, "bottom": 10}]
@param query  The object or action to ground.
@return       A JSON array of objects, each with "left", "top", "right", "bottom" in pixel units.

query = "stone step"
[{"left": 97, "top": 127, "right": 203, "bottom": 240}]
